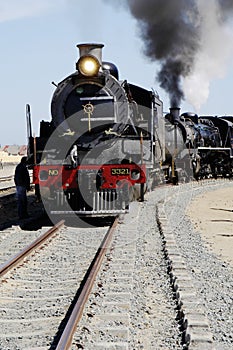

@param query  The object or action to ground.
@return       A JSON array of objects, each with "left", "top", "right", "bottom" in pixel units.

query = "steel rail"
[
  {"left": 55, "top": 216, "right": 119, "bottom": 350},
  {"left": 0, "top": 220, "right": 64, "bottom": 278},
  {"left": 0, "top": 175, "right": 14, "bottom": 182}
]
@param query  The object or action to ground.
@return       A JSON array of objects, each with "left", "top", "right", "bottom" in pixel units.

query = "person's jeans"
[{"left": 16, "top": 186, "right": 28, "bottom": 219}]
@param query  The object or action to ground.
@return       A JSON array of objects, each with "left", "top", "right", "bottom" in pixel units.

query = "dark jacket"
[{"left": 14, "top": 163, "right": 30, "bottom": 190}]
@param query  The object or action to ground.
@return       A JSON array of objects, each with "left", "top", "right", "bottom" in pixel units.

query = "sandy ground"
[{"left": 187, "top": 185, "right": 233, "bottom": 268}]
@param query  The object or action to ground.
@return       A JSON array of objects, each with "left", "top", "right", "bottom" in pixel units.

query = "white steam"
[{"left": 183, "top": 0, "right": 233, "bottom": 110}]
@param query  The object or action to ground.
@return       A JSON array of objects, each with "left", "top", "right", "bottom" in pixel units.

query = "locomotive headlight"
[{"left": 77, "top": 55, "right": 100, "bottom": 76}]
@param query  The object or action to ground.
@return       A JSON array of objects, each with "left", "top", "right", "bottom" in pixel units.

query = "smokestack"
[
  {"left": 76, "top": 43, "right": 104, "bottom": 66},
  {"left": 169, "top": 107, "right": 180, "bottom": 124}
]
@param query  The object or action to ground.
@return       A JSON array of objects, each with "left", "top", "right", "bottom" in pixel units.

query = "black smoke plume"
[
  {"left": 114, "top": 0, "right": 201, "bottom": 107},
  {"left": 105, "top": 0, "right": 233, "bottom": 109}
]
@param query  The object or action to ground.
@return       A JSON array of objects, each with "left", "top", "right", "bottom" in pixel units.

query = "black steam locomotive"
[
  {"left": 163, "top": 110, "right": 233, "bottom": 182},
  {"left": 26, "top": 43, "right": 233, "bottom": 216}
]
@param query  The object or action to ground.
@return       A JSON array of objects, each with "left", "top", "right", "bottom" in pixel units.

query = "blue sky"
[{"left": 1, "top": 0, "right": 233, "bottom": 146}]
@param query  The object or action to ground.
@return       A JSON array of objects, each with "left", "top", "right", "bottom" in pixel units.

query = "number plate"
[{"left": 111, "top": 168, "right": 130, "bottom": 175}]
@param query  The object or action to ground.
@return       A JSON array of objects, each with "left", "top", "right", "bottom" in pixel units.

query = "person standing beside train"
[{"left": 14, "top": 156, "right": 31, "bottom": 219}]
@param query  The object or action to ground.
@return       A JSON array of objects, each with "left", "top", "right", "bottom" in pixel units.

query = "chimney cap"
[{"left": 76, "top": 43, "right": 104, "bottom": 49}]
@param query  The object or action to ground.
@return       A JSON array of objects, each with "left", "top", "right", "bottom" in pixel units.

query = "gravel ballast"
[{"left": 155, "top": 180, "right": 233, "bottom": 350}]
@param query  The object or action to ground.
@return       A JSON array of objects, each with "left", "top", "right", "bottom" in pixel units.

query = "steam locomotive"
[
  {"left": 163, "top": 111, "right": 233, "bottom": 182},
  {"left": 26, "top": 43, "right": 233, "bottom": 217}
]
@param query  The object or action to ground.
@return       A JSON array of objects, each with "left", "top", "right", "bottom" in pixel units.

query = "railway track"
[
  {"left": 0, "top": 220, "right": 65, "bottom": 278},
  {"left": 0, "top": 175, "right": 14, "bottom": 183},
  {"left": 0, "top": 217, "right": 117, "bottom": 349},
  {"left": 0, "top": 177, "right": 15, "bottom": 195},
  {"left": 156, "top": 205, "right": 215, "bottom": 350},
  {"left": 0, "top": 200, "right": 182, "bottom": 349},
  {"left": 66, "top": 201, "right": 183, "bottom": 349},
  {"left": 56, "top": 217, "right": 118, "bottom": 349},
  {"left": 0, "top": 169, "right": 33, "bottom": 194}
]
